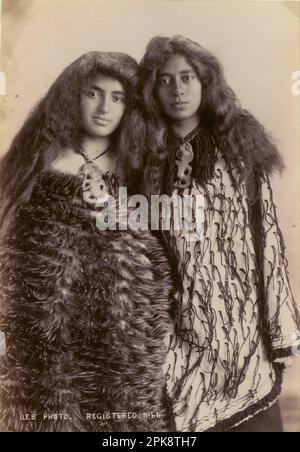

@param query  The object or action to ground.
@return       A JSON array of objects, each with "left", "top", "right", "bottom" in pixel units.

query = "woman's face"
[
  {"left": 155, "top": 54, "right": 202, "bottom": 124},
  {"left": 80, "top": 75, "right": 126, "bottom": 138}
]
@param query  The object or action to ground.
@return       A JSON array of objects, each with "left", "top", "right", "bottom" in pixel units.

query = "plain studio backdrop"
[{"left": 0, "top": 0, "right": 299, "bottom": 431}]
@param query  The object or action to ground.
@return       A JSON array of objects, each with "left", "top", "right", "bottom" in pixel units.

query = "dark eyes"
[
  {"left": 84, "top": 90, "right": 125, "bottom": 103},
  {"left": 112, "top": 95, "right": 125, "bottom": 103},
  {"left": 182, "top": 75, "right": 195, "bottom": 82},
  {"left": 158, "top": 77, "right": 171, "bottom": 86},
  {"left": 85, "top": 90, "right": 98, "bottom": 98},
  {"left": 157, "top": 74, "right": 196, "bottom": 87}
]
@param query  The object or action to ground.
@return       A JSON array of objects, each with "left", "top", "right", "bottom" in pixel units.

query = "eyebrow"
[
  {"left": 158, "top": 69, "right": 196, "bottom": 76},
  {"left": 87, "top": 85, "right": 125, "bottom": 95}
]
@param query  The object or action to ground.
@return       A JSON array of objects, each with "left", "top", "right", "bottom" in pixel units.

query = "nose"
[
  {"left": 173, "top": 77, "right": 185, "bottom": 98},
  {"left": 98, "top": 93, "right": 110, "bottom": 113}
]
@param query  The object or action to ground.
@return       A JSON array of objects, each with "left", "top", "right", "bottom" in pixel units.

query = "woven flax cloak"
[{"left": 160, "top": 126, "right": 299, "bottom": 432}]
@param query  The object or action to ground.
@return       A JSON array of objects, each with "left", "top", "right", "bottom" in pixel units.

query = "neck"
[
  {"left": 81, "top": 135, "right": 111, "bottom": 160},
  {"left": 171, "top": 114, "right": 201, "bottom": 139}
]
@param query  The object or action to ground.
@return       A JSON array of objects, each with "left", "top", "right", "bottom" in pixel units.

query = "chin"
[
  {"left": 90, "top": 129, "right": 113, "bottom": 138},
  {"left": 170, "top": 113, "right": 193, "bottom": 121}
]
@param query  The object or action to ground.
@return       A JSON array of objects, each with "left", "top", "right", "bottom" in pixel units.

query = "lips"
[
  {"left": 93, "top": 117, "right": 112, "bottom": 125},
  {"left": 172, "top": 101, "right": 188, "bottom": 108}
]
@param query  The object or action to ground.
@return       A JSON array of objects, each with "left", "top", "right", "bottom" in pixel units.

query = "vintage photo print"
[{"left": 0, "top": 0, "right": 299, "bottom": 433}]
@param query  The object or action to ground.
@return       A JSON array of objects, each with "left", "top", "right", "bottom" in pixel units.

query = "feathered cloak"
[{"left": 0, "top": 169, "right": 172, "bottom": 432}]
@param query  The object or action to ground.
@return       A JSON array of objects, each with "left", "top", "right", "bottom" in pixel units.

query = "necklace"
[
  {"left": 77, "top": 145, "right": 118, "bottom": 206},
  {"left": 79, "top": 145, "right": 111, "bottom": 163}
]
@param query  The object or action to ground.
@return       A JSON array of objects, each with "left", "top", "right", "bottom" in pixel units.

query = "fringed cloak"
[{"left": 161, "top": 125, "right": 299, "bottom": 432}]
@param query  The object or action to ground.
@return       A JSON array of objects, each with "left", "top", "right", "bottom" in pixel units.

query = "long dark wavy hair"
[
  {"left": 139, "top": 35, "right": 284, "bottom": 197},
  {"left": 0, "top": 51, "right": 146, "bottom": 235}
]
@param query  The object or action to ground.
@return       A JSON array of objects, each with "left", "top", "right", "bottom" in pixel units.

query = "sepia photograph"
[{"left": 0, "top": 0, "right": 299, "bottom": 433}]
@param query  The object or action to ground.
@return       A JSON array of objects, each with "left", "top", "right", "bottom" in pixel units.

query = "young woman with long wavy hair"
[
  {"left": 0, "top": 51, "right": 172, "bottom": 432},
  {"left": 139, "top": 35, "right": 299, "bottom": 432}
]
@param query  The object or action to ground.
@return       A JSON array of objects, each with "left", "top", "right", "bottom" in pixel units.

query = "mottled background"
[{"left": 0, "top": 0, "right": 299, "bottom": 432}]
